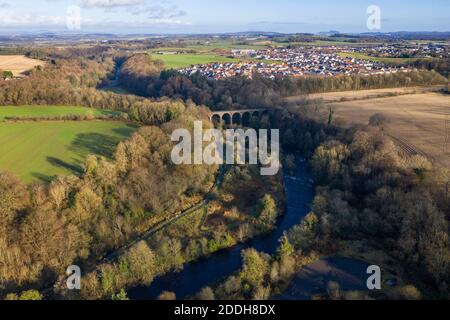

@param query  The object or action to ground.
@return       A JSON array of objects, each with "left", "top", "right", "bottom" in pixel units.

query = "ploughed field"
[
  {"left": 0, "top": 55, "right": 44, "bottom": 76},
  {"left": 313, "top": 91, "right": 450, "bottom": 168},
  {"left": 0, "top": 106, "right": 138, "bottom": 182},
  {"left": 301, "top": 86, "right": 446, "bottom": 103}
]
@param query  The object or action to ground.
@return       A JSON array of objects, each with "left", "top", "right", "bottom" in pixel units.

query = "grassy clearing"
[
  {"left": 0, "top": 105, "right": 122, "bottom": 120},
  {"left": 0, "top": 121, "right": 138, "bottom": 182},
  {"left": 164, "top": 207, "right": 207, "bottom": 237}
]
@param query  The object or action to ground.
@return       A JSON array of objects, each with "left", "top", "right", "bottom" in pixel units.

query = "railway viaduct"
[{"left": 209, "top": 108, "right": 270, "bottom": 126}]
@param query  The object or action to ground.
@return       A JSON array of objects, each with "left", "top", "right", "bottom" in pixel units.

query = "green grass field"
[
  {"left": 279, "top": 40, "right": 364, "bottom": 47},
  {"left": 337, "top": 52, "right": 417, "bottom": 65},
  {"left": 151, "top": 52, "right": 281, "bottom": 70},
  {"left": 0, "top": 106, "right": 121, "bottom": 120},
  {"left": 184, "top": 42, "right": 270, "bottom": 51},
  {"left": 0, "top": 121, "right": 138, "bottom": 182},
  {"left": 148, "top": 40, "right": 270, "bottom": 54},
  {"left": 151, "top": 53, "right": 239, "bottom": 69}
]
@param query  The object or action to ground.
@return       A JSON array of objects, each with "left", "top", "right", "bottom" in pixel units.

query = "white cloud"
[
  {"left": 0, "top": 11, "right": 65, "bottom": 26},
  {"left": 81, "top": 0, "right": 145, "bottom": 8},
  {"left": 131, "top": 3, "right": 186, "bottom": 19},
  {"left": 0, "top": 0, "right": 191, "bottom": 31},
  {"left": 82, "top": 0, "right": 187, "bottom": 21}
]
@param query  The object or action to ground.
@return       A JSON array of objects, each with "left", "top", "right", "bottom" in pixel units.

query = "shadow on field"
[
  {"left": 31, "top": 172, "right": 54, "bottom": 184},
  {"left": 69, "top": 125, "right": 137, "bottom": 159},
  {"left": 32, "top": 158, "right": 84, "bottom": 183},
  {"left": 35, "top": 125, "right": 136, "bottom": 183},
  {"left": 113, "top": 125, "right": 138, "bottom": 137},
  {"left": 47, "top": 157, "right": 83, "bottom": 175},
  {"left": 69, "top": 132, "right": 123, "bottom": 158}
]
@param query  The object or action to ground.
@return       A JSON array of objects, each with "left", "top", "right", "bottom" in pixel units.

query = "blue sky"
[{"left": 0, "top": 0, "right": 449, "bottom": 34}]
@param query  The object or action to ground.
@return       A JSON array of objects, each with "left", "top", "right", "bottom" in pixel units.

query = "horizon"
[
  {"left": 0, "top": 0, "right": 449, "bottom": 34},
  {"left": 2, "top": 30, "right": 450, "bottom": 37}
]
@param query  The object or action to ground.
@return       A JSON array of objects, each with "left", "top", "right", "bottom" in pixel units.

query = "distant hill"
[{"left": 357, "top": 31, "right": 450, "bottom": 41}]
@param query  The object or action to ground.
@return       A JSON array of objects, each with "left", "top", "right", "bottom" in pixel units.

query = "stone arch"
[
  {"left": 222, "top": 113, "right": 232, "bottom": 126},
  {"left": 242, "top": 112, "right": 251, "bottom": 127},
  {"left": 249, "top": 111, "right": 261, "bottom": 127},
  {"left": 211, "top": 114, "right": 221, "bottom": 127},
  {"left": 232, "top": 113, "right": 242, "bottom": 126}
]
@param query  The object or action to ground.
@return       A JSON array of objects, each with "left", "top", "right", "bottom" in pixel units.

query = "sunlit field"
[
  {"left": 0, "top": 55, "right": 44, "bottom": 76},
  {"left": 0, "top": 105, "right": 122, "bottom": 120},
  {"left": 0, "top": 120, "right": 138, "bottom": 182},
  {"left": 151, "top": 53, "right": 239, "bottom": 69}
]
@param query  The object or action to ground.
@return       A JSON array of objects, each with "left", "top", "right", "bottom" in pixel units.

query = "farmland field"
[
  {"left": 0, "top": 105, "right": 122, "bottom": 120},
  {"left": 0, "top": 55, "right": 44, "bottom": 76},
  {"left": 148, "top": 40, "right": 271, "bottom": 54},
  {"left": 185, "top": 43, "right": 268, "bottom": 51},
  {"left": 0, "top": 121, "right": 138, "bottom": 182},
  {"left": 151, "top": 53, "right": 239, "bottom": 69},
  {"left": 151, "top": 52, "right": 281, "bottom": 69},
  {"left": 282, "top": 41, "right": 381, "bottom": 47},
  {"left": 337, "top": 52, "right": 419, "bottom": 65},
  {"left": 320, "top": 92, "right": 450, "bottom": 168},
  {"left": 299, "top": 86, "right": 446, "bottom": 103}
]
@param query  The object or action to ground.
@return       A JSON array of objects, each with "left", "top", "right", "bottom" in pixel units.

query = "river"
[
  {"left": 128, "top": 154, "right": 369, "bottom": 300},
  {"left": 98, "top": 60, "right": 126, "bottom": 93},
  {"left": 128, "top": 154, "right": 315, "bottom": 300}
]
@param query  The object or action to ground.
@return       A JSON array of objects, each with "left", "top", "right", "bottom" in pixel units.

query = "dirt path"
[
  {"left": 102, "top": 165, "right": 227, "bottom": 263},
  {"left": 42, "top": 166, "right": 227, "bottom": 298}
]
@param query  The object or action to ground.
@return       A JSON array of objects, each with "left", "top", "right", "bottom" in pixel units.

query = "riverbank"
[
  {"left": 66, "top": 162, "right": 284, "bottom": 300},
  {"left": 126, "top": 154, "right": 313, "bottom": 300}
]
